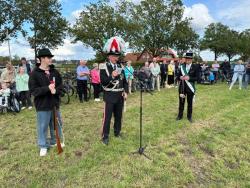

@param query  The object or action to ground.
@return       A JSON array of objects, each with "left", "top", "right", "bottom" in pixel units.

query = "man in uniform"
[
  {"left": 100, "top": 36, "right": 128, "bottom": 145},
  {"left": 176, "top": 52, "right": 199, "bottom": 123}
]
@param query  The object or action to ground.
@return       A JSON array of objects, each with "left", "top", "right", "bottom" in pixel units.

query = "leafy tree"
[
  {"left": 71, "top": 0, "right": 188, "bottom": 57},
  {"left": 238, "top": 29, "right": 250, "bottom": 61},
  {"left": 220, "top": 29, "right": 239, "bottom": 62},
  {"left": 1, "top": 0, "right": 68, "bottom": 59},
  {"left": 71, "top": 0, "right": 131, "bottom": 54},
  {"left": 94, "top": 52, "right": 108, "bottom": 63},
  {"left": 0, "top": 56, "right": 10, "bottom": 65},
  {"left": 124, "top": 0, "right": 185, "bottom": 56},
  {"left": 200, "top": 23, "right": 229, "bottom": 60},
  {"left": 24, "top": 0, "right": 68, "bottom": 59},
  {"left": 0, "top": 0, "right": 29, "bottom": 42},
  {"left": 170, "top": 20, "right": 199, "bottom": 56}
]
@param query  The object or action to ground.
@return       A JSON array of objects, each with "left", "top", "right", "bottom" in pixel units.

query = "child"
[
  {"left": 0, "top": 82, "right": 10, "bottom": 107},
  {"left": 209, "top": 69, "right": 215, "bottom": 84},
  {"left": 15, "top": 67, "right": 32, "bottom": 110}
]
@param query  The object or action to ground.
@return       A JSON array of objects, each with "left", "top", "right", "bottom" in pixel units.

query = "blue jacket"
[{"left": 124, "top": 66, "right": 134, "bottom": 80}]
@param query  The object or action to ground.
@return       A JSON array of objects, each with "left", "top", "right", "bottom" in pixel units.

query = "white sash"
[{"left": 181, "top": 65, "right": 195, "bottom": 94}]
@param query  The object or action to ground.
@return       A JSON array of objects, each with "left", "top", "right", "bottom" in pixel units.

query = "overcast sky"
[{"left": 1, "top": 0, "right": 250, "bottom": 61}]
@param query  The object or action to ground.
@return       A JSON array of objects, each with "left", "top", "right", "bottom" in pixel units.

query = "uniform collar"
[{"left": 109, "top": 62, "right": 117, "bottom": 69}]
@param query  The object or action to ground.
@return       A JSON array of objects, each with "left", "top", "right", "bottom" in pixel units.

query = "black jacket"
[
  {"left": 246, "top": 62, "right": 250, "bottom": 74},
  {"left": 221, "top": 61, "right": 231, "bottom": 72},
  {"left": 28, "top": 65, "right": 63, "bottom": 111},
  {"left": 177, "top": 63, "right": 199, "bottom": 93},
  {"left": 100, "top": 62, "right": 128, "bottom": 103},
  {"left": 160, "top": 63, "right": 168, "bottom": 75}
]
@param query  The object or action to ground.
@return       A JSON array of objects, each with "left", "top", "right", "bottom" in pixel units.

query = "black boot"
[
  {"left": 187, "top": 117, "right": 193, "bottom": 123},
  {"left": 176, "top": 116, "right": 183, "bottom": 121},
  {"left": 102, "top": 138, "right": 109, "bottom": 145}
]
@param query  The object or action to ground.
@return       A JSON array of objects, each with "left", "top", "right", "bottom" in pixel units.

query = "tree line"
[{"left": 1, "top": 0, "right": 250, "bottom": 62}]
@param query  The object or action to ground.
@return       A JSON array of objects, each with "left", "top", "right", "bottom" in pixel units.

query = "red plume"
[{"left": 110, "top": 39, "right": 119, "bottom": 52}]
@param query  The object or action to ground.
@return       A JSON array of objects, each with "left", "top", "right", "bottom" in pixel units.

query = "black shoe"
[
  {"left": 188, "top": 118, "right": 193, "bottom": 123},
  {"left": 176, "top": 116, "right": 183, "bottom": 121},
  {"left": 102, "top": 138, "right": 109, "bottom": 145},
  {"left": 114, "top": 133, "right": 122, "bottom": 138},
  {"left": 80, "top": 100, "right": 83, "bottom": 103}
]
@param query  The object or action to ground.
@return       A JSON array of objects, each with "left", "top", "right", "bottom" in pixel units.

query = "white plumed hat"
[{"left": 103, "top": 36, "right": 126, "bottom": 56}]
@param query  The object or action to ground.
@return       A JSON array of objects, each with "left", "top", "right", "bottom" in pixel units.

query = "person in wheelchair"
[
  {"left": 140, "top": 62, "right": 152, "bottom": 91},
  {"left": 0, "top": 82, "right": 21, "bottom": 113},
  {"left": 0, "top": 82, "right": 11, "bottom": 108}
]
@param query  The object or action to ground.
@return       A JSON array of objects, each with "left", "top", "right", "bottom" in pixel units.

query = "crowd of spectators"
[{"left": 1, "top": 57, "right": 250, "bottom": 111}]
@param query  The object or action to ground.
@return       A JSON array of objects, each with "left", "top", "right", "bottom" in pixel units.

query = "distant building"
[
  {"left": 124, "top": 48, "right": 179, "bottom": 63},
  {"left": 124, "top": 49, "right": 153, "bottom": 63},
  {"left": 157, "top": 49, "right": 179, "bottom": 62}
]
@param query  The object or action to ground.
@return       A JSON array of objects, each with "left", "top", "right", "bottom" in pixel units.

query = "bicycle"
[
  {"left": 60, "top": 88, "right": 70, "bottom": 105},
  {"left": 60, "top": 72, "right": 78, "bottom": 105},
  {"left": 62, "top": 72, "right": 75, "bottom": 97}
]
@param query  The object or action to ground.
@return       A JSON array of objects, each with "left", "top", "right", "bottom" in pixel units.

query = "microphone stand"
[
  {"left": 120, "top": 63, "right": 151, "bottom": 160},
  {"left": 131, "top": 80, "right": 151, "bottom": 160}
]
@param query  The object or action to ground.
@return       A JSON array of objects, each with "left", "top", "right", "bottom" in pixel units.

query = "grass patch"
[{"left": 0, "top": 84, "right": 250, "bottom": 187}]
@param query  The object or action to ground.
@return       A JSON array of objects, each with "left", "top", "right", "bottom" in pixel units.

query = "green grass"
[{"left": 0, "top": 84, "right": 250, "bottom": 187}]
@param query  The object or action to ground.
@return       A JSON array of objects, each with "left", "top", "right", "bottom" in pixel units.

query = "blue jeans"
[
  {"left": 230, "top": 73, "right": 243, "bottom": 89},
  {"left": 37, "top": 111, "right": 52, "bottom": 148},
  {"left": 49, "top": 110, "right": 63, "bottom": 145}
]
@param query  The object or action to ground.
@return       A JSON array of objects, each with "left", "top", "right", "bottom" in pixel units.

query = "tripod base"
[{"left": 132, "top": 146, "right": 151, "bottom": 160}]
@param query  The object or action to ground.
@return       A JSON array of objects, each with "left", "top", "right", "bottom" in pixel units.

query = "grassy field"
[{"left": 0, "top": 83, "right": 250, "bottom": 187}]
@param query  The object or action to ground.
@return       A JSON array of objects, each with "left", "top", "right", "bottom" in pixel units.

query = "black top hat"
[
  {"left": 183, "top": 51, "right": 193, "bottom": 59},
  {"left": 37, "top": 48, "right": 54, "bottom": 58}
]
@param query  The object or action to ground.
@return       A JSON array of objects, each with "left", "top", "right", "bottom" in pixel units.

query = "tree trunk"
[
  {"left": 35, "top": 46, "right": 37, "bottom": 62},
  {"left": 214, "top": 50, "right": 217, "bottom": 61}
]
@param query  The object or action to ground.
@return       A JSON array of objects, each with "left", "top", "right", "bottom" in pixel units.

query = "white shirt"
[
  {"left": 186, "top": 63, "right": 192, "bottom": 73},
  {"left": 111, "top": 63, "right": 117, "bottom": 70}
]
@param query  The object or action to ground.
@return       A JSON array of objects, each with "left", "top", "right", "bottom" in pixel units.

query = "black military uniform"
[
  {"left": 176, "top": 52, "right": 199, "bottom": 122},
  {"left": 100, "top": 61, "right": 128, "bottom": 144}
]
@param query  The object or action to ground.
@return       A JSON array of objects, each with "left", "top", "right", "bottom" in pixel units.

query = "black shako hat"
[
  {"left": 108, "top": 50, "right": 121, "bottom": 56},
  {"left": 183, "top": 51, "right": 193, "bottom": 59},
  {"left": 37, "top": 48, "right": 54, "bottom": 58}
]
